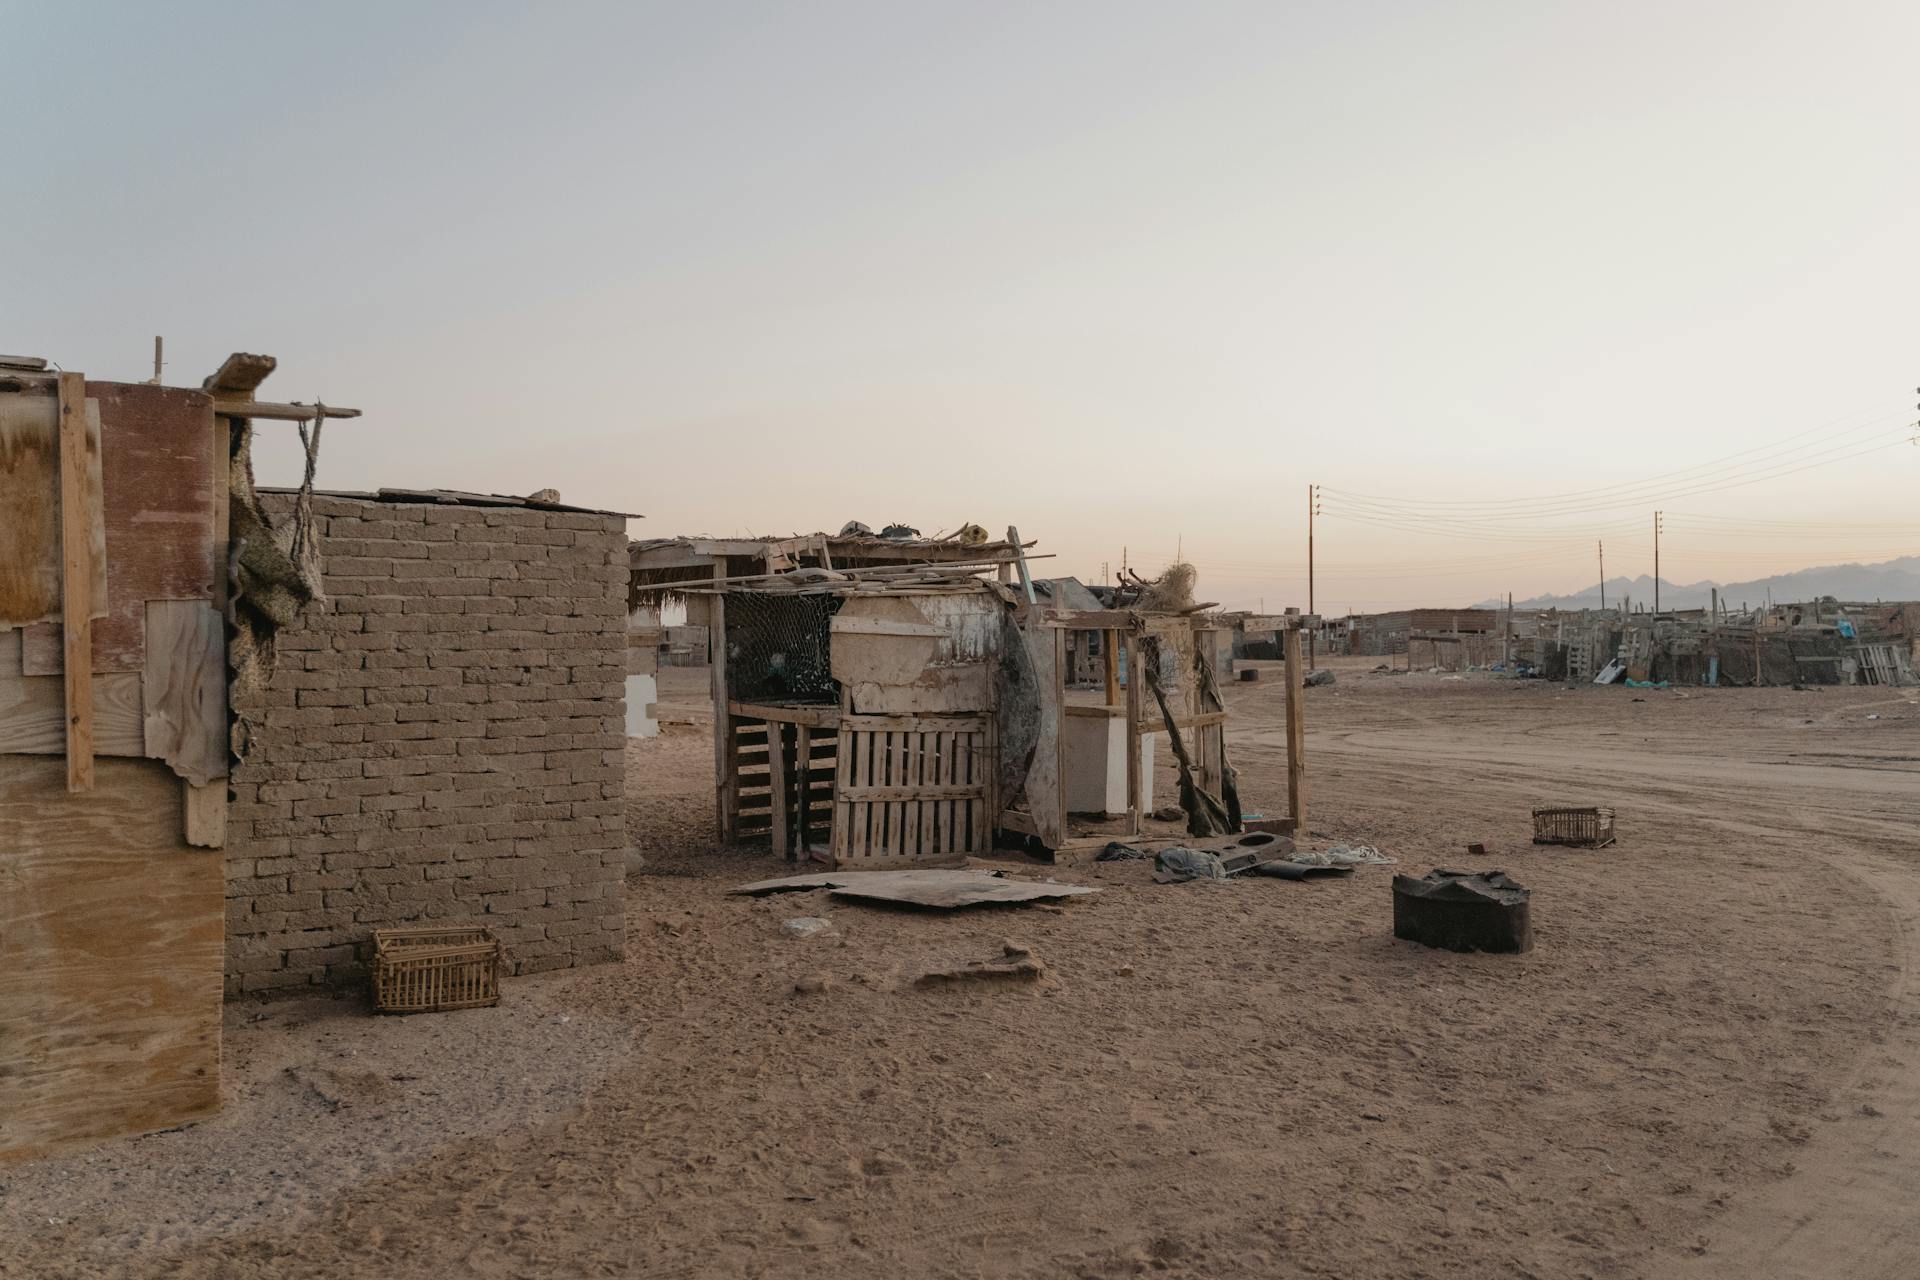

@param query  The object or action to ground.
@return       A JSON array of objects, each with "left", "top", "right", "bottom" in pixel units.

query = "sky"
[{"left": 6, "top": 0, "right": 1917, "bottom": 612}]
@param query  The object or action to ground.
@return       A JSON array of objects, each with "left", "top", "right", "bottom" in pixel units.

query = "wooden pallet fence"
[{"left": 831, "top": 714, "right": 990, "bottom": 864}]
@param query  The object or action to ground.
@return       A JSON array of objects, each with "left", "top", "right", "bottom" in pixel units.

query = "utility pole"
[
  {"left": 1598, "top": 540, "right": 1606, "bottom": 611},
  {"left": 1653, "top": 511, "right": 1663, "bottom": 617},
  {"left": 149, "top": 335, "right": 164, "bottom": 384},
  {"left": 1307, "top": 483, "right": 1319, "bottom": 670}
]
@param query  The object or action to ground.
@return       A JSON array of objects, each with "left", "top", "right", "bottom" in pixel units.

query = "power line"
[
  {"left": 1323, "top": 400, "right": 1910, "bottom": 511},
  {"left": 1322, "top": 429, "right": 1915, "bottom": 522}
]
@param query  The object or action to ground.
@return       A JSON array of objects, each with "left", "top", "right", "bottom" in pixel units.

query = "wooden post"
[
  {"left": 794, "top": 723, "right": 813, "bottom": 858},
  {"left": 57, "top": 372, "right": 94, "bottom": 792},
  {"left": 1008, "top": 525, "right": 1036, "bottom": 604},
  {"left": 767, "top": 722, "right": 789, "bottom": 859},
  {"left": 710, "top": 572, "right": 733, "bottom": 842},
  {"left": 184, "top": 397, "right": 231, "bottom": 846},
  {"left": 1102, "top": 628, "right": 1119, "bottom": 706},
  {"left": 1053, "top": 623, "right": 1069, "bottom": 843},
  {"left": 1284, "top": 624, "right": 1306, "bottom": 831},
  {"left": 1123, "top": 629, "right": 1143, "bottom": 835}
]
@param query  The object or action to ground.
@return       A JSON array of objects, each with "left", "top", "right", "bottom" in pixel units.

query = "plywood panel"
[
  {"left": 142, "top": 601, "right": 227, "bottom": 784},
  {"left": 0, "top": 756, "right": 223, "bottom": 1162},
  {"left": 23, "top": 383, "right": 216, "bottom": 675},
  {"left": 0, "top": 389, "right": 106, "bottom": 629},
  {"left": 0, "top": 670, "right": 145, "bottom": 756}
]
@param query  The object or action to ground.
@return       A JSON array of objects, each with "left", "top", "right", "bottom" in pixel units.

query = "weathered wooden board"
[
  {"left": 183, "top": 780, "right": 226, "bottom": 849},
  {"left": 23, "top": 383, "right": 216, "bottom": 675},
  {"left": 142, "top": 601, "right": 227, "bottom": 784},
  {"left": 0, "top": 670, "right": 145, "bottom": 756},
  {"left": 0, "top": 756, "right": 223, "bottom": 1162},
  {"left": 1020, "top": 623, "right": 1064, "bottom": 848},
  {"left": 59, "top": 374, "right": 98, "bottom": 791},
  {"left": 0, "top": 389, "right": 107, "bottom": 629}
]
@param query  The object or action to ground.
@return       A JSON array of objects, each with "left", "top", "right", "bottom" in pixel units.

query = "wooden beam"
[
  {"left": 767, "top": 722, "right": 789, "bottom": 859},
  {"left": 1284, "top": 625, "right": 1307, "bottom": 831},
  {"left": 57, "top": 372, "right": 93, "bottom": 792},
  {"left": 828, "top": 616, "right": 945, "bottom": 638},
  {"left": 726, "top": 700, "right": 838, "bottom": 728},
  {"left": 202, "top": 351, "right": 276, "bottom": 397},
  {"left": 1009, "top": 524, "right": 1037, "bottom": 604},
  {"left": 1124, "top": 631, "right": 1142, "bottom": 835},
  {"left": 1053, "top": 623, "right": 1069, "bottom": 843},
  {"left": 212, "top": 399, "right": 361, "bottom": 422},
  {"left": 710, "top": 569, "right": 733, "bottom": 842},
  {"left": 1102, "top": 628, "right": 1119, "bottom": 706}
]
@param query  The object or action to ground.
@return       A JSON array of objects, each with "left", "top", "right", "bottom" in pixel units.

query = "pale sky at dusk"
[{"left": 8, "top": 1, "right": 1917, "bottom": 611}]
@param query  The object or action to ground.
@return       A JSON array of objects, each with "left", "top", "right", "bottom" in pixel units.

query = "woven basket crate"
[
  {"left": 1531, "top": 805, "right": 1616, "bottom": 849},
  {"left": 371, "top": 926, "right": 503, "bottom": 1013}
]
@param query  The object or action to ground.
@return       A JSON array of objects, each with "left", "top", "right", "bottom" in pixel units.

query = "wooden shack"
[
  {"left": 0, "top": 352, "right": 356, "bottom": 1159},
  {"left": 683, "top": 556, "right": 1308, "bottom": 865}
]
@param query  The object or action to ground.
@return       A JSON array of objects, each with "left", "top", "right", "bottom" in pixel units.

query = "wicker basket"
[
  {"left": 1531, "top": 805, "right": 1617, "bottom": 849},
  {"left": 371, "top": 925, "right": 503, "bottom": 1013}
]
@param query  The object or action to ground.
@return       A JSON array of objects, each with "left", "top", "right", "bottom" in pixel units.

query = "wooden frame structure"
[
  {"left": 993, "top": 608, "right": 1307, "bottom": 847},
  {"left": 706, "top": 573, "right": 1009, "bottom": 867},
  {"left": 698, "top": 575, "right": 1310, "bottom": 862}
]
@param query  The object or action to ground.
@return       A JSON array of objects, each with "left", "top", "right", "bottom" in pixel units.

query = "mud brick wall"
[{"left": 225, "top": 496, "right": 628, "bottom": 996}]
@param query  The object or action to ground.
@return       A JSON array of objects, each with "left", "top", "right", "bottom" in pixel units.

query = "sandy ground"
[{"left": 3, "top": 662, "right": 1917, "bottom": 1279}]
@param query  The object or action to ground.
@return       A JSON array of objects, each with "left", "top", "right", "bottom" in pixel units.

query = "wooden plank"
[
  {"left": 842, "top": 714, "right": 987, "bottom": 734},
  {"left": 767, "top": 722, "right": 789, "bottom": 859},
  {"left": 0, "top": 757, "right": 222, "bottom": 1161},
  {"left": 1019, "top": 624, "right": 1065, "bottom": 849},
  {"left": 183, "top": 781, "right": 226, "bottom": 849},
  {"left": 711, "top": 586, "right": 731, "bottom": 841},
  {"left": 1285, "top": 624, "right": 1307, "bottom": 831},
  {"left": 831, "top": 728, "right": 850, "bottom": 863},
  {"left": 0, "top": 386, "right": 105, "bottom": 629},
  {"left": 1052, "top": 624, "right": 1068, "bottom": 847},
  {"left": 57, "top": 374, "right": 94, "bottom": 792},
  {"left": 794, "top": 724, "right": 812, "bottom": 854},
  {"left": 932, "top": 727, "right": 950, "bottom": 855},
  {"left": 829, "top": 616, "right": 945, "bottom": 638},
  {"left": 24, "top": 383, "right": 216, "bottom": 676},
  {"left": 1124, "top": 631, "right": 1143, "bottom": 835},
  {"left": 211, "top": 399, "right": 361, "bottom": 422},
  {"left": 1042, "top": 609, "right": 1144, "bottom": 630},
  {"left": 0, "top": 671, "right": 144, "bottom": 755},
  {"left": 202, "top": 351, "right": 277, "bottom": 397},
  {"left": 727, "top": 700, "right": 838, "bottom": 728},
  {"left": 141, "top": 601, "right": 227, "bottom": 786},
  {"left": 851, "top": 728, "right": 871, "bottom": 860},
  {"left": 839, "top": 784, "right": 983, "bottom": 803}
]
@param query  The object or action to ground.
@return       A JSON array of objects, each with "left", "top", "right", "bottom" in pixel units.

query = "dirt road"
[{"left": 2, "top": 664, "right": 1914, "bottom": 1279}]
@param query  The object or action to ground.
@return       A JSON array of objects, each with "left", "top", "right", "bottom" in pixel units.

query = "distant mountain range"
[{"left": 1470, "top": 555, "right": 1920, "bottom": 612}]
